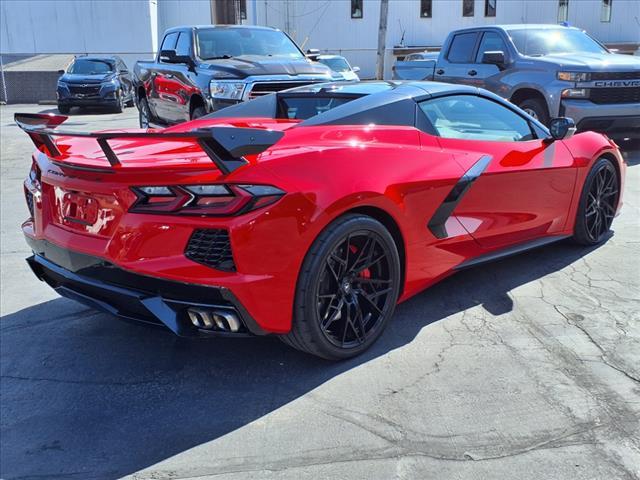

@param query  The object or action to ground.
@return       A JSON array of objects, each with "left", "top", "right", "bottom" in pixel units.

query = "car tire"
[
  {"left": 138, "top": 96, "right": 151, "bottom": 129},
  {"left": 572, "top": 158, "right": 620, "bottom": 246},
  {"left": 517, "top": 98, "right": 549, "bottom": 126},
  {"left": 57, "top": 105, "right": 70, "bottom": 115},
  {"left": 114, "top": 90, "right": 125, "bottom": 113},
  {"left": 281, "top": 214, "right": 401, "bottom": 360},
  {"left": 191, "top": 105, "right": 206, "bottom": 120}
]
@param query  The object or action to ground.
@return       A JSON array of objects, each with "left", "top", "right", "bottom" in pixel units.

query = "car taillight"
[
  {"left": 28, "top": 160, "right": 42, "bottom": 189},
  {"left": 130, "top": 184, "right": 285, "bottom": 216}
]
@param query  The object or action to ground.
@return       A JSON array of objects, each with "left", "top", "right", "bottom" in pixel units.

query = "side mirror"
[
  {"left": 482, "top": 50, "right": 505, "bottom": 68},
  {"left": 352, "top": 66, "right": 361, "bottom": 73},
  {"left": 57, "top": 69, "right": 65, "bottom": 75},
  {"left": 548, "top": 117, "right": 577, "bottom": 141},
  {"left": 160, "top": 49, "right": 193, "bottom": 66},
  {"left": 306, "top": 48, "right": 320, "bottom": 60}
]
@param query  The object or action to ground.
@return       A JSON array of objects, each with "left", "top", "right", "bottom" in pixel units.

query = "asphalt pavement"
[{"left": 1, "top": 104, "right": 638, "bottom": 480}]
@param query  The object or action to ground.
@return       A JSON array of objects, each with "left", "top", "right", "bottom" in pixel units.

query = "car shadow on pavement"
[{"left": 0, "top": 239, "right": 604, "bottom": 479}]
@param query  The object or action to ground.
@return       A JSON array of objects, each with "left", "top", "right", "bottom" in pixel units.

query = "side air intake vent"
[{"left": 185, "top": 229, "right": 235, "bottom": 271}]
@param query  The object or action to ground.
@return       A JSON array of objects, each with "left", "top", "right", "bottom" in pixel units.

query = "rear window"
[
  {"left": 447, "top": 33, "right": 478, "bottom": 63},
  {"left": 278, "top": 96, "right": 358, "bottom": 120}
]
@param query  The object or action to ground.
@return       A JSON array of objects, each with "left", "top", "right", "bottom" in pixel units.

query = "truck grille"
[
  {"left": 68, "top": 85, "right": 101, "bottom": 96},
  {"left": 247, "top": 81, "right": 318, "bottom": 99},
  {"left": 589, "top": 87, "right": 640, "bottom": 104},
  {"left": 591, "top": 71, "right": 639, "bottom": 81},
  {"left": 185, "top": 229, "right": 235, "bottom": 271}
]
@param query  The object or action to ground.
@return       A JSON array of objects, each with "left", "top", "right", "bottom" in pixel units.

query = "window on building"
[
  {"left": 463, "top": 0, "right": 475, "bottom": 17},
  {"left": 601, "top": 0, "right": 612, "bottom": 22},
  {"left": 447, "top": 32, "right": 479, "bottom": 63},
  {"left": 485, "top": 0, "right": 496, "bottom": 17},
  {"left": 239, "top": 0, "right": 247, "bottom": 20},
  {"left": 420, "top": 0, "right": 432, "bottom": 17},
  {"left": 351, "top": 0, "right": 363, "bottom": 18},
  {"left": 558, "top": 0, "right": 569, "bottom": 22}
]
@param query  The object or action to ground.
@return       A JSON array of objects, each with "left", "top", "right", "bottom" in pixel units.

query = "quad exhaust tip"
[{"left": 187, "top": 307, "right": 242, "bottom": 333}]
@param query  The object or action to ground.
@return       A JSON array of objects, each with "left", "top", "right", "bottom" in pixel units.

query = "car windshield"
[
  {"left": 197, "top": 28, "right": 304, "bottom": 60},
  {"left": 319, "top": 57, "right": 351, "bottom": 73},
  {"left": 68, "top": 59, "right": 114, "bottom": 74},
  {"left": 508, "top": 28, "right": 608, "bottom": 56}
]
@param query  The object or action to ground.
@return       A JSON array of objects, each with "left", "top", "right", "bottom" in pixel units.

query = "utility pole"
[{"left": 376, "top": 0, "right": 389, "bottom": 80}]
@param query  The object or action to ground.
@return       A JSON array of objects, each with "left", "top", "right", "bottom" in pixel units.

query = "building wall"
[
  {"left": 0, "top": 0, "right": 158, "bottom": 67},
  {"left": 248, "top": 0, "right": 640, "bottom": 78},
  {"left": 1, "top": 0, "right": 638, "bottom": 77},
  {"left": 157, "top": 0, "right": 212, "bottom": 40}
]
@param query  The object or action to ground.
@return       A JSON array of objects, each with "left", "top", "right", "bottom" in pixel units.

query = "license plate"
[{"left": 62, "top": 192, "right": 98, "bottom": 226}]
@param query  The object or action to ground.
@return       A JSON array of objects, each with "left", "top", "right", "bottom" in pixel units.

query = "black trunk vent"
[{"left": 185, "top": 229, "right": 235, "bottom": 271}]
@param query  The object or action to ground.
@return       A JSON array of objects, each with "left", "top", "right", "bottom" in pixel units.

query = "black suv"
[{"left": 57, "top": 56, "right": 134, "bottom": 114}]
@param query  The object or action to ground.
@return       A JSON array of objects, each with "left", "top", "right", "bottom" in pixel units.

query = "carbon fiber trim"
[{"left": 427, "top": 155, "right": 492, "bottom": 239}]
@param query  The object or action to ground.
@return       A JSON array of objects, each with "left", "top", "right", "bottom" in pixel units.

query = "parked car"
[
  {"left": 56, "top": 56, "right": 134, "bottom": 114},
  {"left": 17, "top": 80, "right": 625, "bottom": 359},
  {"left": 392, "top": 24, "right": 640, "bottom": 138},
  {"left": 133, "top": 25, "right": 333, "bottom": 127},
  {"left": 317, "top": 55, "right": 361, "bottom": 81}
]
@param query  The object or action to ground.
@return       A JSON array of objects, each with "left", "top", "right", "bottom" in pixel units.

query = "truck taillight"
[{"left": 130, "top": 184, "right": 285, "bottom": 216}]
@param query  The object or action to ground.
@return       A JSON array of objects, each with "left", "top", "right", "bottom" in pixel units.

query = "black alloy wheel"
[
  {"left": 573, "top": 158, "right": 619, "bottom": 245},
  {"left": 282, "top": 214, "right": 401, "bottom": 360},
  {"left": 316, "top": 231, "right": 395, "bottom": 349}
]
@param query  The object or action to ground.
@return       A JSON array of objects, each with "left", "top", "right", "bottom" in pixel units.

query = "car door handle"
[
  {"left": 468, "top": 70, "right": 477, "bottom": 76},
  {"left": 436, "top": 69, "right": 445, "bottom": 75}
]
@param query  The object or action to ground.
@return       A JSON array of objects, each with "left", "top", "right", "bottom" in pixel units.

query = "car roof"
[
  {"left": 299, "top": 81, "right": 479, "bottom": 127},
  {"left": 72, "top": 56, "right": 117, "bottom": 62},
  {"left": 164, "top": 24, "right": 279, "bottom": 34},
  {"left": 452, "top": 23, "right": 581, "bottom": 33},
  {"left": 288, "top": 80, "right": 476, "bottom": 97}
]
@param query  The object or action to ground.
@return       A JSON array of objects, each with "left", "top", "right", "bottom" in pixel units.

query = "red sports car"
[{"left": 18, "top": 81, "right": 625, "bottom": 360}]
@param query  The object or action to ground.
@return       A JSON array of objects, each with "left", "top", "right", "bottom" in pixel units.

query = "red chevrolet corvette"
[{"left": 18, "top": 81, "right": 625, "bottom": 359}]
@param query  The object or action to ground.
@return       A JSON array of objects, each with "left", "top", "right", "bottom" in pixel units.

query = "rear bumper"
[{"left": 25, "top": 238, "right": 267, "bottom": 337}]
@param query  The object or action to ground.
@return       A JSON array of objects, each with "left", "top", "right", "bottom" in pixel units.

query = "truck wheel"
[
  {"left": 57, "top": 105, "right": 70, "bottom": 115},
  {"left": 138, "top": 96, "right": 151, "bottom": 128},
  {"left": 517, "top": 98, "right": 549, "bottom": 126},
  {"left": 191, "top": 106, "right": 206, "bottom": 120}
]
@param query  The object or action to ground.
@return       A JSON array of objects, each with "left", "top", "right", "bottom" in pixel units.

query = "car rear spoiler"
[{"left": 14, "top": 113, "right": 284, "bottom": 175}]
